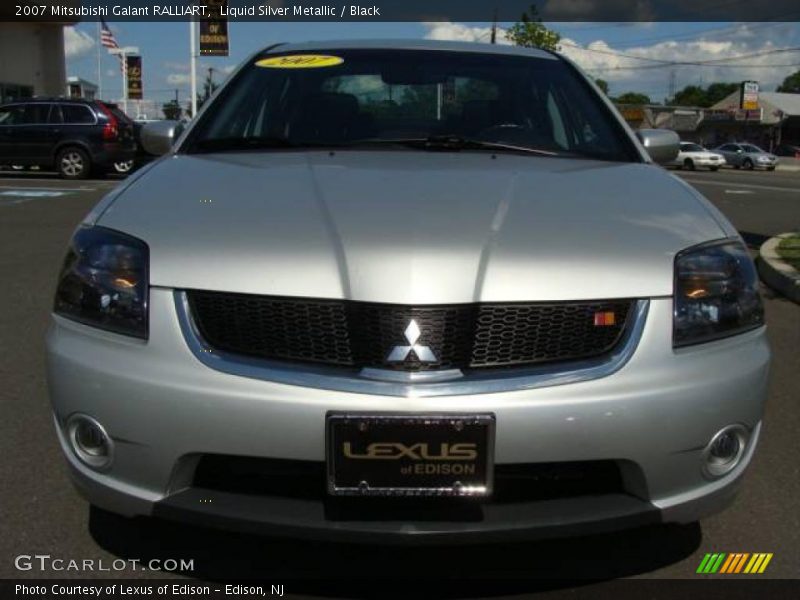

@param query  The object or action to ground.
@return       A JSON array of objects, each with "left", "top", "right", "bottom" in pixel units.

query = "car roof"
[
  {"left": 2, "top": 97, "right": 95, "bottom": 105},
  {"left": 263, "top": 39, "right": 559, "bottom": 61}
]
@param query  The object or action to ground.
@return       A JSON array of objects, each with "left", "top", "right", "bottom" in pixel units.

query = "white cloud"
[
  {"left": 166, "top": 73, "right": 191, "bottom": 85},
  {"left": 422, "top": 22, "right": 797, "bottom": 97},
  {"left": 163, "top": 61, "right": 190, "bottom": 72},
  {"left": 422, "top": 22, "right": 511, "bottom": 45},
  {"left": 64, "top": 26, "right": 95, "bottom": 59},
  {"left": 560, "top": 37, "right": 793, "bottom": 94}
]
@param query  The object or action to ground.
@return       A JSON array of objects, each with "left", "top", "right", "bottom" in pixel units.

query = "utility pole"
[
  {"left": 190, "top": 19, "right": 197, "bottom": 117},
  {"left": 490, "top": 8, "right": 498, "bottom": 44},
  {"left": 96, "top": 21, "right": 103, "bottom": 100},
  {"left": 668, "top": 69, "right": 677, "bottom": 102}
]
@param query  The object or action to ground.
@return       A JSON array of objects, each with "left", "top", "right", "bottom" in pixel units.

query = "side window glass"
[
  {"left": 0, "top": 106, "right": 26, "bottom": 125},
  {"left": 61, "top": 104, "right": 94, "bottom": 124},
  {"left": 48, "top": 104, "right": 63, "bottom": 124},
  {"left": 22, "top": 104, "right": 49, "bottom": 124}
]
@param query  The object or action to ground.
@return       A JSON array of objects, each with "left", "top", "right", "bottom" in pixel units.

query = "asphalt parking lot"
[{"left": 0, "top": 167, "right": 797, "bottom": 590}]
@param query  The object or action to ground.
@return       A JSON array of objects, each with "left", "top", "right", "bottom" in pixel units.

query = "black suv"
[{"left": 0, "top": 98, "right": 136, "bottom": 179}]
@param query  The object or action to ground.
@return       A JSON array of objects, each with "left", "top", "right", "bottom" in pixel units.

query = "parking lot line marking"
[
  {"left": 1, "top": 190, "right": 71, "bottom": 198},
  {"left": 724, "top": 190, "right": 755, "bottom": 194},
  {"left": 0, "top": 185, "right": 96, "bottom": 192},
  {"left": 683, "top": 179, "right": 800, "bottom": 194}
]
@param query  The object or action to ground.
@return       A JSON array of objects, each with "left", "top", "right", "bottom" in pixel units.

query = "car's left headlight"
[
  {"left": 673, "top": 240, "right": 764, "bottom": 347},
  {"left": 54, "top": 226, "right": 149, "bottom": 338}
]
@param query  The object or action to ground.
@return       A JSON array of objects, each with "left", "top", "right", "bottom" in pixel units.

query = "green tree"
[
  {"left": 594, "top": 79, "right": 609, "bottom": 95},
  {"left": 669, "top": 82, "right": 741, "bottom": 107},
  {"left": 505, "top": 6, "right": 561, "bottom": 51},
  {"left": 669, "top": 85, "right": 708, "bottom": 107},
  {"left": 196, "top": 68, "right": 219, "bottom": 112},
  {"left": 777, "top": 70, "right": 800, "bottom": 93},
  {"left": 162, "top": 99, "right": 182, "bottom": 120},
  {"left": 615, "top": 92, "right": 651, "bottom": 104},
  {"left": 705, "top": 82, "right": 739, "bottom": 105}
]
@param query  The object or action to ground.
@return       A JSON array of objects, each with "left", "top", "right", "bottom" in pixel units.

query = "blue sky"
[{"left": 64, "top": 21, "right": 800, "bottom": 116}]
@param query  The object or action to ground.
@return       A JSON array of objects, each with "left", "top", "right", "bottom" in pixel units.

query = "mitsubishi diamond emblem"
[{"left": 386, "top": 319, "right": 437, "bottom": 363}]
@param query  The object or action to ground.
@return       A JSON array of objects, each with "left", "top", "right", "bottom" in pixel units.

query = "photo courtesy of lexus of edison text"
[{"left": 2, "top": 0, "right": 799, "bottom": 598}]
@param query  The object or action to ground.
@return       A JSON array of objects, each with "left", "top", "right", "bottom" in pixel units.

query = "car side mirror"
[
  {"left": 140, "top": 120, "right": 183, "bottom": 156},
  {"left": 635, "top": 129, "right": 679, "bottom": 165}
]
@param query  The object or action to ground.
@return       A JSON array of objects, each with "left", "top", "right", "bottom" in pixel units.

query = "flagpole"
[
  {"left": 190, "top": 18, "right": 198, "bottom": 117},
  {"left": 96, "top": 22, "right": 103, "bottom": 99},
  {"left": 121, "top": 49, "right": 128, "bottom": 114}
]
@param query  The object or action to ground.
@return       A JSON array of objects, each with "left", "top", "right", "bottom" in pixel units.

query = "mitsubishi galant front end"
[{"left": 46, "top": 40, "right": 770, "bottom": 543}]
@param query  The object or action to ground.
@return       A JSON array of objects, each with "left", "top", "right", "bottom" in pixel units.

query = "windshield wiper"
[{"left": 348, "top": 135, "right": 561, "bottom": 157}]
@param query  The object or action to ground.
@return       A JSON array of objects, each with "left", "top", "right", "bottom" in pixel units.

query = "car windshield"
[
  {"left": 184, "top": 49, "right": 637, "bottom": 162},
  {"left": 682, "top": 143, "right": 704, "bottom": 152}
]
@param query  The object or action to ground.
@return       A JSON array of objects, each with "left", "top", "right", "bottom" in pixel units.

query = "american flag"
[
  {"left": 100, "top": 19, "right": 123, "bottom": 72},
  {"left": 100, "top": 19, "right": 118, "bottom": 50}
]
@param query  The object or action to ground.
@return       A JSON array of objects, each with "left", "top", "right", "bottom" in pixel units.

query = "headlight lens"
[
  {"left": 54, "top": 226, "right": 149, "bottom": 338},
  {"left": 673, "top": 240, "right": 763, "bottom": 347}
]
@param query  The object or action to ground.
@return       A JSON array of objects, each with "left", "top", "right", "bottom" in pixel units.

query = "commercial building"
[
  {"left": 0, "top": 4, "right": 77, "bottom": 103},
  {"left": 616, "top": 91, "right": 800, "bottom": 151}
]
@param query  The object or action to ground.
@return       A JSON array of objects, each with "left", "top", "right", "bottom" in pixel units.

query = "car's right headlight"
[
  {"left": 673, "top": 240, "right": 764, "bottom": 347},
  {"left": 54, "top": 226, "right": 149, "bottom": 338}
]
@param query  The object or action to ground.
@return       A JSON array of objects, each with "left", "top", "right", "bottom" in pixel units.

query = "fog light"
[
  {"left": 66, "top": 414, "right": 114, "bottom": 470},
  {"left": 703, "top": 425, "right": 748, "bottom": 478}
]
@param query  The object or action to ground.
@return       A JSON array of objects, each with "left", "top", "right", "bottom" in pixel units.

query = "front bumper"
[
  {"left": 694, "top": 158, "right": 724, "bottom": 167},
  {"left": 46, "top": 290, "right": 770, "bottom": 542}
]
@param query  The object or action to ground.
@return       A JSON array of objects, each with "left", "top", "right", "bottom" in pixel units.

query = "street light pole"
[{"left": 190, "top": 19, "right": 198, "bottom": 117}]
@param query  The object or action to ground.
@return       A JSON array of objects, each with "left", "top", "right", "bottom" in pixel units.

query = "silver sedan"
[
  {"left": 713, "top": 142, "right": 778, "bottom": 170},
  {"left": 46, "top": 40, "right": 769, "bottom": 543}
]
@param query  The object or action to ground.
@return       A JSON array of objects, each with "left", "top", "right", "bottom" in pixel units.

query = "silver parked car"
[
  {"left": 47, "top": 41, "right": 769, "bottom": 543},
  {"left": 713, "top": 142, "right": 778, "bottom": 170}
]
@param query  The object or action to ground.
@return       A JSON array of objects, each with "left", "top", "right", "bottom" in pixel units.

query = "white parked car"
[{"left": 672, "top": 142, "right": 725, "bottom": 171}]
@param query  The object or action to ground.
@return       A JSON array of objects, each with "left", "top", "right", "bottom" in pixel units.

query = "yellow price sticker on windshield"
[{"left": 255, "top": 55, "right": 344, "bottom": 69}]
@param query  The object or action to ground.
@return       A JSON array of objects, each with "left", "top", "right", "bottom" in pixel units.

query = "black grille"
[
  {"left": 188, "top": 290, "right": 633, "bottom": 372},
  {"left": 192, "top": 454, "right": 626, "bottom": 504}
]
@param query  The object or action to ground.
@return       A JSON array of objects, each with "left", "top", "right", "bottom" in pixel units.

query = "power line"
[{"left": 564, "top": 45, "right": 800, "bottom": 69}]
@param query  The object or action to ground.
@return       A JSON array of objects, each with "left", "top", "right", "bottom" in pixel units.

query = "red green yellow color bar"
[{"left": 696, "top": 552, "right": 773, "bottom": 574}]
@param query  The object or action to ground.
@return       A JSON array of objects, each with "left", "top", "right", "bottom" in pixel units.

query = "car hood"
[{"left": 97, "top": 152, "right": 727, "bottom": 303}]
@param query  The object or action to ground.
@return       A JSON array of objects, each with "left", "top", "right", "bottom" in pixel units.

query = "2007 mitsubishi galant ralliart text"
[{"left": 46, "top": 40, "right": 770, "bottom": 543}]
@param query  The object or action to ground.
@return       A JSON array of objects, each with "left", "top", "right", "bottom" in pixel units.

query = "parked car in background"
[
  {"left": 774, "top": 143, "right": 800, "bottom": 159},
  {"left": 713, "top": 142, "right": 777, "bottom": 171},
  {"left": 672, "top": 141, "right": 725, "bottom": 171},
  {"left": 0, "top": 98, "right": 136, "bottom": 179},
  {"left": 111, "top": 117, "right": 158, "bottom": 175}
]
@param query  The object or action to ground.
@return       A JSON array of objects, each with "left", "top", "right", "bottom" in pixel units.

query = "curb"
[
  {"left": 776, "top": 164, "right": 800, "bottom": 173},
  {"left": 757, "top": 234, "right": 800, "bottom": 304}
]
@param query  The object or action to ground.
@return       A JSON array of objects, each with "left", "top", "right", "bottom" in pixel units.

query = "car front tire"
[
  {"left": 57, "top": 147, "right": 91, "bottom": 180},
  {"left": 709, "top": 166, "right": 719, "bottom": 171},
  {"left": 743, "top": 158, "right": 754, "bottom": 170},
  {"left": 683, "top": 158, "right": 695, "bottom": 171}
]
